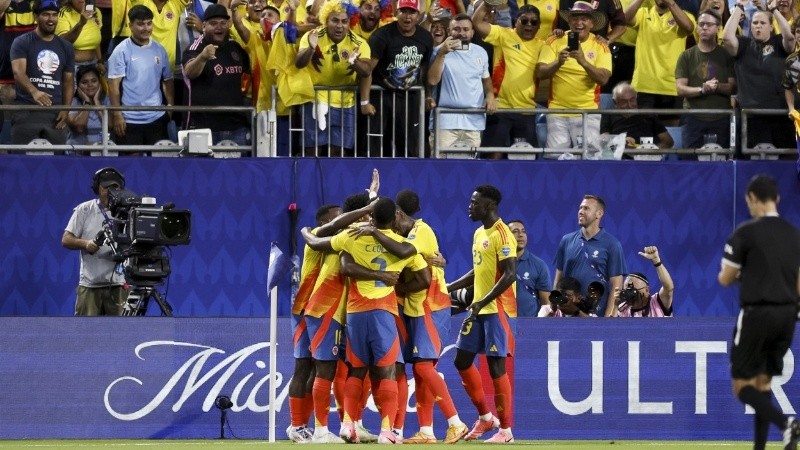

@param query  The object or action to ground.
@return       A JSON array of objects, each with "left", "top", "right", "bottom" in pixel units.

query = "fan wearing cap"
[
  {"left": 554, "top": 0, "right": 626, "bottom": 44},
  {"left": 361, "top": 0, "right": 433, "bottom": 157},
  {"left": 8, "top": 0, "right": 75, "bottom": 145},
  {"left": 182, "top": 4, "right": 252, "bottom": 145},
  {"left": 294, "top": 1, "right": 372, "bottom": 156},
  {"left": 536, "top": 1, "right": 611, "bottom": 149},
  {"left": 62, "top": 167, "right": 129, "bottom": 316},
  {"left": 614, "top": 246, "right": 674, "bottom": 317},
  {"left": 624, "top": 0, "right": 694, "bottom": 125}
]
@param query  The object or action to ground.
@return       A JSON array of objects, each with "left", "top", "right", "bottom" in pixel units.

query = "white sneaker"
[
  {"left": 312, "top": 431, "right": 346, "bottom": 443},
  {"left": 287, "top": 425, "right": 313, "bottom": 443},
  {"left": 355, "top": 422, "right": 378, "bottom": 443}
]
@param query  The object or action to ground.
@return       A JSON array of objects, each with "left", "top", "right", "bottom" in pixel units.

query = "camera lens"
[{"left": 160, "top": 212, "right": 190, "bottom": 241}]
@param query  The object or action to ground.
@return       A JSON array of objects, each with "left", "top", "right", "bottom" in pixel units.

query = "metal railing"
[
  {"left": 433, "top": 108, "right": 797, "bottom": 160},
  {"left": 2, "top": 104, "right": 257, "bottom": 157}
]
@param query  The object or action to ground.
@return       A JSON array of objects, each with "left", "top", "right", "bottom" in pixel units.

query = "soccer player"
[
  {"left": 319, "top": 197, "right": 430, "bottom": 444},
  {"left": 718, "top": 174, "right": 800, "bottom": 450},
  {"left": 351, "top": 189, "right": 469, "bottom": 443},
  {"left": 447, "top": 185, "right": 517, "bottom": 444}
]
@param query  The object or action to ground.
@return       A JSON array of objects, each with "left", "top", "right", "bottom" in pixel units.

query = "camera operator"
[
  {"left": 614, "top": 245, "right": 674, "bottom": 317},
  {"left": 538, "top": 277, "right": 598, "bottom": 317},
  {"left": 61, "top": 167, "right": 128, "bottom": 316}
]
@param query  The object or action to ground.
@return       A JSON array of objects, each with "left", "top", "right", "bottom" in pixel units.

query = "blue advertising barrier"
[
  {"left": 2, "top": 316, "right": 799, "bottom": 441},
  {"left": 1, "top": 156, "right": 799, "bottom": 318}
]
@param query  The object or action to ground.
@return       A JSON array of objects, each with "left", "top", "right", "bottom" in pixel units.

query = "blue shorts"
[
  {"left": 302, "top": 103, "right": 355, "bottom": 149},
  {"left": 455, "top": 312, "right": 516, "bottom": 357},
  {"left": 346, "top": 310, "right": 402, "bottom": 368},
  {"left": 292, "top": 313, "right": 311, "bottom": 359},
  {"left": 406, "top": 308, "right": 450, "bottom": 360},
  {"left": 306, "top": 315, "right": 345, "bottom": 361}
]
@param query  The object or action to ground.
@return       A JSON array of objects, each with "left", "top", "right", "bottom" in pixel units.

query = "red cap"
[{"left": 397, "top": 0, "right": 419, "bottom": 11}]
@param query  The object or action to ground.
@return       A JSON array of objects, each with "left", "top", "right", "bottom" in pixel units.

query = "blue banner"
[
  {"left": 1, "top": 317, "right": 798, "bottom": 441},
  {"left": 1, "top": 157, "right": 799, "bottom": 317}
]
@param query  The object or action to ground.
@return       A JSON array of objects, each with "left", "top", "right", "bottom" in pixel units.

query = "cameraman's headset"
[{"left": 91, "top": 167, "right": 125, "bottom": 194}]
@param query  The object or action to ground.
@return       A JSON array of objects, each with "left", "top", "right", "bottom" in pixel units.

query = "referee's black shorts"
[{"left": 731, "top": 304, "right": 797, "bottom": 379}]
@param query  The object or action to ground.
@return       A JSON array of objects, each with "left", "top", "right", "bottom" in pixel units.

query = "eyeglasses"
[
  {"left": 518, "top": 17, "right": 540, "bottom": 26},
  {"left": 331, "top": 43, "right": 340, "bottom": 62},
  {"left": 697, "top": 21, "right": 719, "bottom": 28}
]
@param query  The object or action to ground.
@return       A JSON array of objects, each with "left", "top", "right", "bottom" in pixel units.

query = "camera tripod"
[{"left": 121, "top": 285, "right": 174, "bottom": 316}]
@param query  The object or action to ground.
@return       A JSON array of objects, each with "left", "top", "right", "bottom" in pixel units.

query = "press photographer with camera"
[
  {"left": 538, "top": 277, "right": 600, "bottom": 317},
  {"left": 614, "top": 245, "right": 674, "bottom": 317},
  {"left": 61, "top": 167, "right": 129, "bottom": 316}
]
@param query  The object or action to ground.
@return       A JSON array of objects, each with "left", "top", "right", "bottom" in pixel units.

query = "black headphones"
[{"left": 91, "top": 167, "right": 125, "bottom": 194}]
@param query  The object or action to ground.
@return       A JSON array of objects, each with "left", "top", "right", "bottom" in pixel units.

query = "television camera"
[{"left": 96, "top": 188, "right": 191, "bottom": 316}]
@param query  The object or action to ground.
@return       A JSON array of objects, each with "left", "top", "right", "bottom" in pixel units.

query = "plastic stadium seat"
[
  {"left": 26, "top": 138, "right": 54, "bottom": 155},
  {"left": 213, "top": 140, "right": 242, "bottom": 158},
  {"left": 152, "top": 139, "right": 180, "bottom": 157},
  {"left": 751, "top": 143, "right": 780, "bottom": 160},
  {"left": 665, "top": 126, "right": 682, "bottom": 149}
]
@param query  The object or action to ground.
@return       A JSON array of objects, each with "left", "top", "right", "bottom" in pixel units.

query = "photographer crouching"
[
  {"left": 614, "top": 246, "right": 674, "bottom": 317},
  {"left": 537, "top": 277, "right": 602, "bottom": 317},
  {"left": 61, "top": 167, "right": 129, "bottom": 316}
]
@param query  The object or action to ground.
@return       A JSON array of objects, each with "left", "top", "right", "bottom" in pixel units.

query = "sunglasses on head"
[{"left": 518, "top": 17, "right": 539, "bottom": 26}]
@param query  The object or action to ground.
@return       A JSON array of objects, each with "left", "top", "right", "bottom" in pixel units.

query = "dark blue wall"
[{"left": 1, "top": 156, "right": 798, "bottom": 317}]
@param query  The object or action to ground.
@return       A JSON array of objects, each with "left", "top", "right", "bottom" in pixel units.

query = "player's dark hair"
[
  {"left": 584, "top": 194, "right": 606, "bottom": 212},
  {"left": 315, "top": 204, "right": 340, "bottom": 224},
  {"left": 343, "top": 192, "right": 370, "bottom": 213},
  {"left": 129, "top": 4, "right": 154, "bottom": 22},
  {"left": 507, "top": 218, "right": 525, "bottom": 227},
  {"left": 557, "top": 276, "right": 582, "bottom": 294},
  {"left": 395, "top": 189, "right": 420, "bottom": 216},
  {"left": 372, "top": 197, "right": 396, "bottom": 228},
  {"left": 475, "top": 184, "right": 502, "bottom": 205},
  {"left": 746, "top": 174, "right": 779, "bottom": 202}
]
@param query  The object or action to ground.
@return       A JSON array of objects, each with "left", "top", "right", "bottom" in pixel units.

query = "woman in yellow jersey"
[{"left": 56, "top": 0, "right": 104, "bottom": 76}]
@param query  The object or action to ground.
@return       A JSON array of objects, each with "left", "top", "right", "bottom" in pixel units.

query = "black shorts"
[{"left": 730, "top": 304, "right": 797, "bottom": 379}]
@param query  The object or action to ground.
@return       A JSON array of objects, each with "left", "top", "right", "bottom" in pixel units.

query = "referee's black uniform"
[{"left": 723, "top": 214, "right": 800, "bottom": 379}]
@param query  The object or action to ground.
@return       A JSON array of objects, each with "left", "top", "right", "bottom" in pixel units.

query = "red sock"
[
  {"left": 357, "top": 376, "right": 372, "bottom": 421},
  {"left": 394, "top": 369, "right": 408, "bottom": 430},
  {"left": 343, "top": 375, "right": 363, "bottom": 424},
  {"left": 334, "top": 360, "right": 348, "bottom": 421},
  {"left": 412, "top": 365, "right": 434, "bottom": 427},
  {"left": 415, "top": 361, "right": 457, "bottom": 419},
  {"left": 493, "top": 374, "right": 513, "bottom": 428},
  {"left": 289, "top": 396, "right": 306, "bottom": 427},
  {"left": 459, "top": 366, "right": 489, "bottom": 415},
  {"left": 375, "top": 377, "right": 399, "bottom": 430},
  {"left": 303, "top": 392, "right": 314, "bottom": 425},
  {"left": 312, "top": 377, "right": 333, "bottom": 427}
]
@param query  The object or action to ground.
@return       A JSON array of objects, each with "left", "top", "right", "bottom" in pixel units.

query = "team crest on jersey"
[
  {"left": 36, "top": 49, "right": 60, "bottom": 75},
  {"left": 763, "top": 45, "right": 774, "bottom": 56},
  {"left": 501, "top": 246, "right": 511, "bottom": 257},
  {"left": 482, "top": 239, "right": 489, "bottom": 249},
  {"left": 166, "top": 11, "right": 175, "bottom": 20},
  {"left": 587, "top": 51, "right": 595, "bottom": 60},
  {"left": 592, "top": 250, "right": 599, "bottom": 258},
  {"left": 214, "top": 63, "right": 223, "bottom": 76},
  {"left": 232, "top": 51, "right": 241, "bottom": 62},
  {"left": 546, "top": 3, "right": 553, "bottom": 10},
  {"left": 284, "top": 6, "right": 290, "bottom": 13},
  {"left": 155, "top": 56, "right": 162, "bottom": 65},
  {"left": 332, "top": 346, "right": 339, "bottom": 356}
]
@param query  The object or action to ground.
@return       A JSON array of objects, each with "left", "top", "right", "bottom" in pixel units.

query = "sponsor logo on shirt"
[{"left": 501, "top": 246, "right": 511, "bottom": 256}]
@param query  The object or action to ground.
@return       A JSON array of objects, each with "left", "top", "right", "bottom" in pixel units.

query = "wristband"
[
  {"left": 360, "top": 100, "right": 370, "bottom": 106},
  {"left": 769, "top": 6, "right": 778, "bottom": 11},
  {"left": 653, "top": 261, "right": 663, "bottom": 267}
]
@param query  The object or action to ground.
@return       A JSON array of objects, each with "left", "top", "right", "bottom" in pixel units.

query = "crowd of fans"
[{"left": 3, "top": 0, "right": 800, "bottom": 157}]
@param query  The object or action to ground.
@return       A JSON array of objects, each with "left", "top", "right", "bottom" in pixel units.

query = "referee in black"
[{"left": 718, "top": 174, "right": 800, "bottom": 450}]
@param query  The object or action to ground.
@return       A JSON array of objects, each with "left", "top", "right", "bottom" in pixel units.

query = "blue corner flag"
[{"left": 267, "top": 242, "right": 292, "bottom": 292}]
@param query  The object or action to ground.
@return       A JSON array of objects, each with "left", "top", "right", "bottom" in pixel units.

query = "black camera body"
[
  {"left": 619, "top": 287, "right": 641, "bottom": 305},
  {"left": 99, "top": 188, "right": 191, "bottom": 287},
  {"left": 108, "top": 189, "right": 191, "bottom": 247}
]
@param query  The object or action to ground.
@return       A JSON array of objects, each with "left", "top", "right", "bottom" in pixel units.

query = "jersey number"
[{"left": 371, "top": 257, "right": 387, "bottom": 287}]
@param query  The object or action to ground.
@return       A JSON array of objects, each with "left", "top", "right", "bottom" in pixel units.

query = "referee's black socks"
[{"left": 738, "top": 386, "right": 787, "bottom": 429}]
